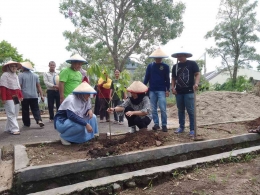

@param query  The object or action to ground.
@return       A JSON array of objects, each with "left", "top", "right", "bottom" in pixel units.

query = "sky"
[{"left": 0, "top": 0, "right": 259, "bottom": 73}]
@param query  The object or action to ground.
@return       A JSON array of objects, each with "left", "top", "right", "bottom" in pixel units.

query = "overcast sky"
[{"left": 0, "top": 0, "right": 259, "bottom": 73}]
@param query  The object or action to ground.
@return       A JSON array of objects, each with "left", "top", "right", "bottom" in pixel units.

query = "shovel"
[{"left": 193, "top": 90, "right": 204, "bottom": 141}]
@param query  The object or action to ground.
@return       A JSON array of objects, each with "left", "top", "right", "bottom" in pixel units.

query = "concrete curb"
[
  {"left": 28, "top": 145, "right": 260, "bottom": 195},
  {"left": 14, "top": 133, "right": 260, "bottom": 184}
]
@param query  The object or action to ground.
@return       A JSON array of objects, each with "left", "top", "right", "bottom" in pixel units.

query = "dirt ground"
[
  {"left": 119, "top": 155, "right": 260, "bottom": 195},
  {"left": 26, "top": 117, "right": 260, "bottom": 166}
]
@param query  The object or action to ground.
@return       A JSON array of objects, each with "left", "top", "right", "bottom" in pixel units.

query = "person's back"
[{"left": 19, "top": 71, "right": 39, "bottom": 98}]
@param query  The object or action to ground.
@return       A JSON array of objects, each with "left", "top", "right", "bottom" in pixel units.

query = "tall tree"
[
  {"left": 0, "top": 40, "right": 23, "bottom": 65},
  {"left": 60, "top": 0, "right": 185, "bottom": 71},
  {"left": 205, "top": 0, "right": 260, "bottom": 85}
]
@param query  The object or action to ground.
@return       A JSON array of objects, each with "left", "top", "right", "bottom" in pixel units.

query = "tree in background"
[
  {"left": 60, "top": 0, "right": 185, "bottom": 71},
  {"left": 205, "top": 0, "right": 260, "bottom": 86},
  {"left": 0, "top": 40, "right": 23, "bottom": 65}
]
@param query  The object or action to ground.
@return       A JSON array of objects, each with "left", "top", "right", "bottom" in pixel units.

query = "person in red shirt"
[
  {"left": 0, "top": 61, "right": 23, "bottom": 135},
  {"left": 97, "top": 71, "right": 112, "bottom": 122}
]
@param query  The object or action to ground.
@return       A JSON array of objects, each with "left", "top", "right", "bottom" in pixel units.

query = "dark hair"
[
  {"left": 49, "top": 61, "right": 55, "bottom": 65},
  {"left": 114, "top": 69, "right": 120, "bottom": 73}
]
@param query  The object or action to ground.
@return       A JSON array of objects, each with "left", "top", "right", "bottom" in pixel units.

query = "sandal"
[
  {"left": 10, "top": 131, "right": 20, "bottom": 135},
  {"left": 248, "top": 127, "right": 260, "bottom": 133}
]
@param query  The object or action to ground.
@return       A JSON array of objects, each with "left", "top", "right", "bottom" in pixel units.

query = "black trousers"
[
  {"left": 21, "top": 98, "right": 42, "bottom": 127},
  {"left": 47, "top": 90, "right": 60, "bottom": 120},
  {"left": 124, "top": 106, "right": 151, "bottom": 129},
  {"left": 99, "top": 98, "right": 109, "bottom": 120},
  {"left": 113, "top": 99, "right": 124, "bottom": 122}
]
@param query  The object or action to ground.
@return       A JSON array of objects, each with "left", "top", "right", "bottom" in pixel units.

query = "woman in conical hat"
[
  {"left": 107, "top": 81, "right": 152, "bottom": 133},
  {"left": 0, "top": 61, "right": 23, "bottom": 135},
  {"left": 54, "top": 82, "right": 98, "bottom": 145}
]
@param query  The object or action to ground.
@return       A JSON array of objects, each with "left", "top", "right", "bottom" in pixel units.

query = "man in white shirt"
[{"left": 43, "top": 61, "right": 60, "bottom": 122}]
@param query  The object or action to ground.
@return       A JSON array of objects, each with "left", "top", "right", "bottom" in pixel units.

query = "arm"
[
  {"left": 165, "top": 65, "right": 170, "bottom": 97},
  {"left": 36, "top": 83, "right": 44, "bottom": 102},
  {"left": 143, "top": 64, "right": 150, "bottom": 85},
  {"left": 171, "top": 78, "right": 177, "bottom": 95},
  {"left": 0, "top": 86, "right": 7, "bottom": 104},
  {"left": 59, "top": 81, "right": 65, "bottom": 103},
  {"left": 194, "top": 72, "right": 200, "bottom": 91}
]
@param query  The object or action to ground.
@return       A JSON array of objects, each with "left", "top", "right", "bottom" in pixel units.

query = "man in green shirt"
[{"left": 59, "top": 54, "right": 88, "bottom": 103}]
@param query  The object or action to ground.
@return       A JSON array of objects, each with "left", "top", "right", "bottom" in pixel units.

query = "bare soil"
[
  {"left": 26, "top": 117, "right": 260, "bottom": 166},
  {"left": 119, "top": 155, "right": 260, "bottom": 195}
]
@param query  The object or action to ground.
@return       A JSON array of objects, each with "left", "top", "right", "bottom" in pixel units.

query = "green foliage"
[
  {"left": 205, "top": 0, "right": 260, "bottom": 85},
  {"left": 199, "top": 75, "right": 210, "bottom": 91},
  {"left": 57, "top": 62, "right": 70, "bottom": 71},
  {"left": 213, "top": 75, "right": 253, "bottom": 92},
  {"left": 0, "top": 40, "right": 23, "bottom": 65},
  {"left": 59, "top": 0, "right": 185, "bottom": 71}
]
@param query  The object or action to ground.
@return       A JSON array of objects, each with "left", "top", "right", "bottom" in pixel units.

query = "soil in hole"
[{"left": 26, "top": 117, "right": 260, "bottom": 166}]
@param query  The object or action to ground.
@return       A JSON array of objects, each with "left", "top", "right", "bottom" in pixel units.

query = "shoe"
[
  {"left": 162, "top": 126, "right": 168, "bottom": 132},
  {"left": 118, "top": 121, "right": 123, "bottom": 125},
  {"left": 189, "top": 130, "right": 195, "bottom": 137},
  {"left": 174, "top": 127, "right": 184, "bottom": 134},
  {"left": 22, "top": 125, "right": 30, "bottom": 129},
  {"left": 113, "top": 120, "right": 118, "bottom": 124},
  {"left": 10, "top": 131, "right": 20, "bottom": 135},
  {"left": 49, "top": 119, "right": 53, "bottom": 122},
  {"left": 152, "top": 124, "right": 160, "bottom": 131},
  {"left": 100, "top": 119, "right": 105, "bottom": 123},
  {"left": 38, "top": 121, "right": 44, "bottom": 127},
  {"left": 60, "top": 137, "right": 71, "bottom": 145},
  {"left": 128, "top": 126, "right": 136, "bottom": 133},
  {"left": 106, "top": 120, "right": 110, "bottom": 122}
]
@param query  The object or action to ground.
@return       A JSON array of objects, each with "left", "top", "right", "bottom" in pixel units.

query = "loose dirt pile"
[{"left": 169, "top": 91, "right": 260, "bottom": 125}]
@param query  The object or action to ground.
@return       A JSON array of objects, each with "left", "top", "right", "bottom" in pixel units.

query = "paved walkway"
[{"left": 0, "top": 114, "right": 179, "bottom": 147}]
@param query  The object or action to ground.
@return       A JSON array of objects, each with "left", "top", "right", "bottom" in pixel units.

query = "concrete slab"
[
  {"left": 28, "top": 145, "right": 260, "bottom": 195},
  {"left": 14, "top": 145, "right": 29, "bottom": 171},
  {"left": 14, "top": 133, "right": 260, "bottom": 184}
]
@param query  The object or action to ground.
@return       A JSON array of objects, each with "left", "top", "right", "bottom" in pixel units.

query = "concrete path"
[{"left": 0, "top": 114, "right": 179, "bottom": 147}]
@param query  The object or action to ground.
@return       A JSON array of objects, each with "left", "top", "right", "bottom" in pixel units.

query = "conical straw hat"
[
  {"left": 171, "top": 48, "right": 192, "bottom": 58},
  {"left": 21, "top": 61, "right": 34, "bottom": 71},
  {"left": 2, "top": 61, "right": 22, "bottom": 72},
  {"left": 53, "top": 75, "right": 59, "bottom": 86},
  {"left": 66, "top": 54, "right": 88, "bottom": 64},
  {"left": 127, "top": 81, "right": 148, "bottom": 93},
  {"left": 73, "top": 81, "right": 97, "bottom": 94},
  {"left": 149, "top": 48, "right": 168, "bottom": 58}
]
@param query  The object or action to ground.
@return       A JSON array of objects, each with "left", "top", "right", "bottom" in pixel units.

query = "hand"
[
  {"left": 107, "top": 107, "right": 114, "bottom": 113},
  {"left": 172, "top": 88, "right": 177, "bottom": 95},
  {"left": 2, "top": 100, "right": 6, "bottom": 104},
  {"left": 193, "top": 83, "right": 199, "bottom": 91},
  {"left": 60, "top": 96, "right": 65, "bottom": 103},
  {"left": 53, "top": 85, "right": 59, "bottom": 90},
  {"left": 86, "top": 123, "right": 93, "bottom": 133},
  {"left": 125, "top": 111, "right": 134, "bottom": 117},
  {"left": 165, "top": 91, "right": 169, "bottom": 97},
  {"left": 41, "top": 97, "right": 44, "bottom": 102},
  {"left": 86, "top": 110, "right": 93, "bottom": 119}
]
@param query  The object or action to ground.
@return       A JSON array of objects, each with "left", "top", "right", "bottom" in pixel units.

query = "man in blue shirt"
[{"left": 144, "top": 48, "right": 170, "bottom": 132}]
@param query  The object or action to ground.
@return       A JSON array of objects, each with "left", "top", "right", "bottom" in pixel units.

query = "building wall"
[{"left": 209, "top": 69, "right": 260, "bottom": 85}]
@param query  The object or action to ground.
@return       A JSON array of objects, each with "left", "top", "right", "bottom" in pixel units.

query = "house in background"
[{"left": 204, "top": 68, "right": 260, "bottom": 85}]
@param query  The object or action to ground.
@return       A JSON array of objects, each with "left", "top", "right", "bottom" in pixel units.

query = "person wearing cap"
[
  {"left": 171, "top": 50, "right": 200, "bottom": 137},
  {"left": 97, "top": 71, "right": 112, "bottom": 123},
  {"left": 54, "top": 82, "right": 98, "bottom": 145},
  {"left": 0, "top": 61, "right": 23, "bottom": 135},
  {"left": 143, "top": 48, "right": 170, "bottom": 132},
  {"left": 43, "top": 61, "right": 60, "bottom": 122},
  {"left": 18, "top": 61, "right": 45, "bottom": 128},
  {"left": 107, "top": 81, "right": 152, "bottom": 133},
  {"left": 59, "top": 54, "right": 88, "bottom": 103}
]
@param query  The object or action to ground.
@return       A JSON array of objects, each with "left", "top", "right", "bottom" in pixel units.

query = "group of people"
[{"left": 0, "top": 47, "right": 209, "bottom": 145}]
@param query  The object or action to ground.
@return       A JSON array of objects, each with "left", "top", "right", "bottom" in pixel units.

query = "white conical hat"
[
  {"left": 127, "top": 81, "right": 148, "bottom": 93},
  {"left": 21, "top": 61, "right": 34, "bottom": 71},
  {"left": 66, "top": 54, "right": 88, "bottom": 64},
  {"left": 53, "top": 75, "right": 59, "bottom": 86},
  {"left": 149, "top": 48, "right": 168, "bottom": 58},
  {"left": 2, "top": 61, "right": 22, "bottom": 72},
  {"left": 73, "top": 81, "right": 97, "bottom": 94}
]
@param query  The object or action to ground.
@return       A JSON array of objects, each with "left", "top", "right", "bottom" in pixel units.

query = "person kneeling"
[
  {"left": 54, "top": 82, "right": 98, "bottom": 145},
  {"left": 107, "top": 81, "right": 151, "bottom": 133}
]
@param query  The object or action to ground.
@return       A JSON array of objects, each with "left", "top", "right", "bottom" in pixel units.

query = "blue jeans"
[
  {"left": 149, "top": 91, "right": 167, "bottom": 126},
  {"left": 175, "top": 93, "right": 194, "bottom": 131}
]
